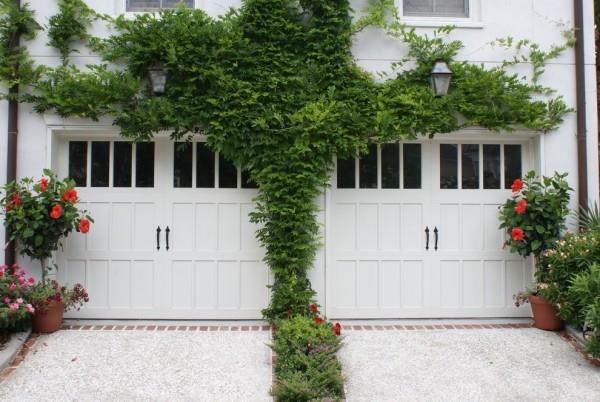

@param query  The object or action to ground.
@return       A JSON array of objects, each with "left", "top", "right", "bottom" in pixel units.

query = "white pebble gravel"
[
  {"left": 0, "top": 330, "right": 272, "bottom": 402},
  {"left": 339, "top": 328, "right": 600, "bottom": 402}
]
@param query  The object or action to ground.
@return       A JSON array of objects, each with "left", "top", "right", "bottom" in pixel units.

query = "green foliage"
[
  {"left": 46, "top": 0, "right": 97, "bottom": 64},
  {"left": 577, "top": 202, "right": 600, "bottom": 233},
  {"left": 272, "top": 316, "right": 344, "bottom": 401},
  {"left": 537, "top": 231, "right": 600, "bottom": 317},
  {"left": 0, "top": 170, "right": 93, "bottom": 280},
  {"left": 499, "top": 171, "right": 572, "bottom": 257},
  {"left": 0, "top": 0, "right": 42, "bottom": 90},
  {"left": 565, "top": 264, "right": 600, "bottom": 358}
]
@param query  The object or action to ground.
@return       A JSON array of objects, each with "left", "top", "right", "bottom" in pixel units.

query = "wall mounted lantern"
[
  {"left": 430, "top": 60, "right": 452, "bottom": 96},
  {"left": 148, "top": 62, "right": 167, "bottom": 95}
]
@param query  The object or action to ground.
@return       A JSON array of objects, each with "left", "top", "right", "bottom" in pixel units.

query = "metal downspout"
[
  {"left": 5, "top": 0, "right": 21, "bottom": 266},
  {"left": 574, "top": 0, "right": 588, "bottom": 210}
]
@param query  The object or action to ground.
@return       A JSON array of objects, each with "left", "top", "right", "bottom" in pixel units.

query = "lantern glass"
[
  {"left": 431, "top": 60, "right": 452, "bottom": 96},
  {"left": 148, "top": 63, "right": 167, "bottom": 94}
]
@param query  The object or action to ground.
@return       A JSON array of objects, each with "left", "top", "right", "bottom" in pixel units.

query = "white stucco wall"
[{"left": 4, "top": 0, "right": 599, "bottom": 279}]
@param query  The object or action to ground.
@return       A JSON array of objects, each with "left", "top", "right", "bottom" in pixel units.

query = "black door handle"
[
  {"left": 425, "top": 226, "right": 430, "bottom": 250},
  {"left": 165, "top": 226, "right": 170, "bottom": 251},
  {"left": 156, "top": 226, "right": 161, "bottom": 250},
  {"left": 434, "top": 227, "right": 438, "bottom": 251}
]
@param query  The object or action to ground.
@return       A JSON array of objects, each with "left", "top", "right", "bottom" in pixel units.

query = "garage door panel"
[
  {"left": 87, "top": 260, "right": 109, "bottom": 309},
  {"left": 484, "top": 260, "right": 504, "bottom": 308},
  {"left": 172, "top": 260, "right": 193, "bottom": 309},
  {"left": 332, "top": 204, "right": 356, "bottom": 251},
  {"left": 194, "top": 260, "right": 218, "bottom": 309},
  {"left": 331, "top": 261, "right": 356, "bottom": 309},
  {"left": 109, "top": 203, "right": 133, "bottom": 251},
  {"left": 240, "top": 261, "right": 269, "bottom": 310},
  {"left": 357, "top": 261, "right": 378, "bottom": 308},
  {"left": 440, "top": 260, "right": 460, "bottom": 308},
  {"left": 461, "top": 204, "right": 483, "bottom": 251},
  {"left": 171, "top": 204, "right": 195, "bottom": 251},
  {"left": 195, "top": 203, "right": 218, "bottom": 250},
  {"left": 108, "top": 260, "right": 131, "bottom": 308},
  {"left": 484, "top": 204, "right": 504, "bottom": 250},
  {"left": 400, "top": 204, "right": 424, "bottom": 251},
  {"left": 379, "top": 260, "right": 401, "bottom": 308},
  {"left": 241, "top": 204, "right": 260, "bottom": 252},
  {"left": 87, "top": 203, "right": 110, "bottom": 251},
  {"left": 133, "top": 203, "right": 159, "bottom": 252},
  {"left": 218, "top": 204, "right": 241, "bottom": 251},
  {"left": 439, "top": 204, "right": 460, "bottom": 250},
  {"left": 402, "top": 260, "right": 424, "bottom": 308},
  {"left": 217, "top": 261, "right": 240, "bottom": 309},
  {"left": 358, "top": 205, "right": 378, "bottom": 250},
  {"left": 462, "top": 260, "right": 484, "bottom": 308},
  {"left": 379, "top": 205, "right": 401, "bottom": 250}
]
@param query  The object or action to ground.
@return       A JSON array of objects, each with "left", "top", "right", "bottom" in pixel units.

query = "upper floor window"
[
  {"left": 126, "top": 0, "right": 194, "bottom": 12},
  {"left": 403, "top": 0, "right": 469, "bottom": 18}
]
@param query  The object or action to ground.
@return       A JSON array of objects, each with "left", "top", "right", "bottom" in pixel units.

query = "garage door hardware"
[
  {"left": 434, "top": 227, "right": 438, "bottom": 251},
  {"left": 156, "top": 226, "right": 161, "bottom": 250},
  {"left": 425, "top": 226, "right": 430, "bottom": 250},
  {"left": 165, "top": 226, "right": 170, "bottom": 251}
]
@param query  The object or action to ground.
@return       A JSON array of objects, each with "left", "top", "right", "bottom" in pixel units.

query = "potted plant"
[
  {"left": 1, "top": 170, "right": 93, "bottom": 333},
  {"left": 499, "top": 171, "right": 571, "bottom": 330},
  {"left": 28, "top": 280, "right": 89, "bottom": 333}
]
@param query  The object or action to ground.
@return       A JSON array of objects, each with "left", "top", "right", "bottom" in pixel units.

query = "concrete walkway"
[
  {"left": 339, "top": 326, "right": 600, "bottom": 401},
  {"left": 0, "top": 327, "right": 272, "bottom": 401}
]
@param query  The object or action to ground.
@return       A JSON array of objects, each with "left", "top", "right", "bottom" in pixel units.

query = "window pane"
[
  {"left": 241, "top": 169, "right": 258, "bottom": 189},
  {"left": 173, "top": 142, "right": 193, "bottom": 188},
  {"left": 504, "top": 145, "right": 522, "bottom": 189},
  {"left": 127, "top": 0, "right": 193, "bottom": 11},
  {"left": 162, "top": 0, "right": 193, "bottom": 8},
  {"left": 483, "top": 144, "right": 501, "bottom": 189},
  {"left": 136, "top": 142, "right": 154, "bottom": 188},
  {"left": 196, "top": 142, "right": 215, "bottom": 188},
  {"left": 461, "top": 144, "right": 479, "bottom": 189},
  {"left": 403, "top": 0, "right": 468, "bottom": 17},
  {"left": 113, "top": 142, "right": 132, "bottom": 188},
  {"left": 126, "top": 0, "right": 160, "bottom": 11},
  {"left": 68, "top": 141, "right": 87, "bottom": 187},
  {"left": 337, "top": 157, "right": 355, "bottom": 189},
  {"left": 91, "top": 141, "right": 110, "bottom": 187},
  {"left": 359, "top": 144, "right": 378, "bottom": 189},
  {"left": 440, "top": 144, "right": 458, "bottom": 189},
  {"left": 219, "top": 155, "right": 238, "bottom": 188},
  {"left": 403, "top": 143, "right": 422, "bottom": 189},
  {"left": 381, "top": 144, "right": 400, "bottom": 189}
]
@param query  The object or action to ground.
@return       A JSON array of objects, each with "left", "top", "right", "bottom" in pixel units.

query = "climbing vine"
[{"left": 0, "top": 0, "right": 575, "bottom": 322}]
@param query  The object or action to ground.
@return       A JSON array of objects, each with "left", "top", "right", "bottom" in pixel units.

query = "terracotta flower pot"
[
  {"left": 528, "top": 295, "right": 562, "bottom": 331},
  {"left": 32, "top": 301, "right": 64, "bottom": 333}
]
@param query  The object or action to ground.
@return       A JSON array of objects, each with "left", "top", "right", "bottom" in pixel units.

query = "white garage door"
[
  {"left": 55, "top": 136, "right": 269, "bottom": 319},
  {"left": 327, "top": 139, "right": 534, "bottom": 319}
]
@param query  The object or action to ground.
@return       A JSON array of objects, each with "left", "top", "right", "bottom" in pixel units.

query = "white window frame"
[
  {"left": 116, "top": 0, "right": 199, "bottom": 16},
  {"left": 397, "top": 0, "right": 483, "bottom": 29}
]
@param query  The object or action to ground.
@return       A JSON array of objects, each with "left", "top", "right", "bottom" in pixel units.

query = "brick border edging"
[
  {"left": 61, "top": 324, "right": 271, "bottom": 332},
  {"left": 559, "top": 330, "right": 600, "bottom": 367},
  {"left": 0, "top": 333, "right": 40, "bottom": 383},
  {"left": 344, "top": 323, "right": 532, "bottom": 331}
]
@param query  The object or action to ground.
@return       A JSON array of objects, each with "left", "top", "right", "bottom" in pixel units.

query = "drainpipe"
[
  {"left": 574, "top": 0, "right": 588, "bottom": 210},
  {"left": 4, "top": 0, "right": 21, "bottom": 266}
]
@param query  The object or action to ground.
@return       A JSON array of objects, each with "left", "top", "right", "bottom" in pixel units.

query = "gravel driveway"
[
  {"left": 0, "top": 329, "right": 272, "bottom": 401},
  {"left": 339, "top": 327, "right": 600, "bottom": 401}
]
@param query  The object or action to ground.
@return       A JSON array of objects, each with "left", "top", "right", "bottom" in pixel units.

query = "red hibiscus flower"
[
  {"left": 310, "top": 303, "right": 318, "bottom": 314},
  {"left": 511, "top": 227, "right": 525, "bottom": 242},
  {"left": 78, "top": 218, "right": 90, "bottom": 234},
  {"left": 332, "top": 322, "right": 342, "bottom": 336},
  {"left": 50, "top": 204, "right": 63, "bottom": 219},
  {"left": 511, "top": 178, "right": 523, "bottom": 193},
  {"left": 39, "top": 177, "right": 48, "bottom": 192},
  {"left": 62, "top": 188, "right": 78, "bottom": 203},
  {"left": 6, "top": 192, "right": 21, "bottom": 211},
  {"left": 514, "top": 199, "right": 527, "bottom": 215},
  {"left": 314, "top": 317, "right": 324, "bottom": 325}
]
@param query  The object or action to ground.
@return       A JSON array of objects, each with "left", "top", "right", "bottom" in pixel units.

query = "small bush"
[
  {"left": 0, "top": 265, "right": 36, "bottom": 331},
  {"left": 565, "top": 264, "right": 600, "bottom": 358},
  {"left": 272, "top": 315, "right": 344, "bottom": 402},
  {"left": 537, "top": 231, "right": 600, "bottom": 313}
]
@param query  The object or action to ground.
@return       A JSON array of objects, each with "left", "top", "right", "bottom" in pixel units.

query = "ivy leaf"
[
  {"left": 22, "top": 228, "right": 34, "bottom": 238},
  {"left": 535, "top": 225, "right": 546, "bottom": 234},
  {"left": 531, "top": 240, "right": 542, "bottom": 251},
  {"left": 34, "top": 235, "right": 44, "bottom": 247}
]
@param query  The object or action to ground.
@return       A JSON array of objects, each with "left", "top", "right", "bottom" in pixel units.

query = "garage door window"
[
  {"left": 337, "top": 143, "right": 422, "bottom": 189},
  {"left": 126, "top": 0, "right": 194, "bottom": 12},
  {"left": 68, "top": 140, "right": 155, "bottom": 188},
  {"left": 440, "top": 143, "right": 522, "bottom": 190},
  {"left": 173, "top": 142, "right": 256, "bottom": 189},
  {"left": 403, "top": 0, "right": 469, "bottom": 18}
]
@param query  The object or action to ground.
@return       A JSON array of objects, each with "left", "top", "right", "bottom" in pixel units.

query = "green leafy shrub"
[
  {"left": 499, "top": 171, "right": 571, "bottom": 257},
  {"left": 577, "top": 202, "right": 600, "bottom": 233},
  {"left": 46, "top": 0, "right": 97, "bottom": 64},
  {"left": 537, "top": 231, "right": 600, "bottom": 314},
  {"left": 565, "top": 264, "right": 600, "bottom": 358},
  {"left": 272, "top": 315, "right": 344, "bottom": 401}
]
